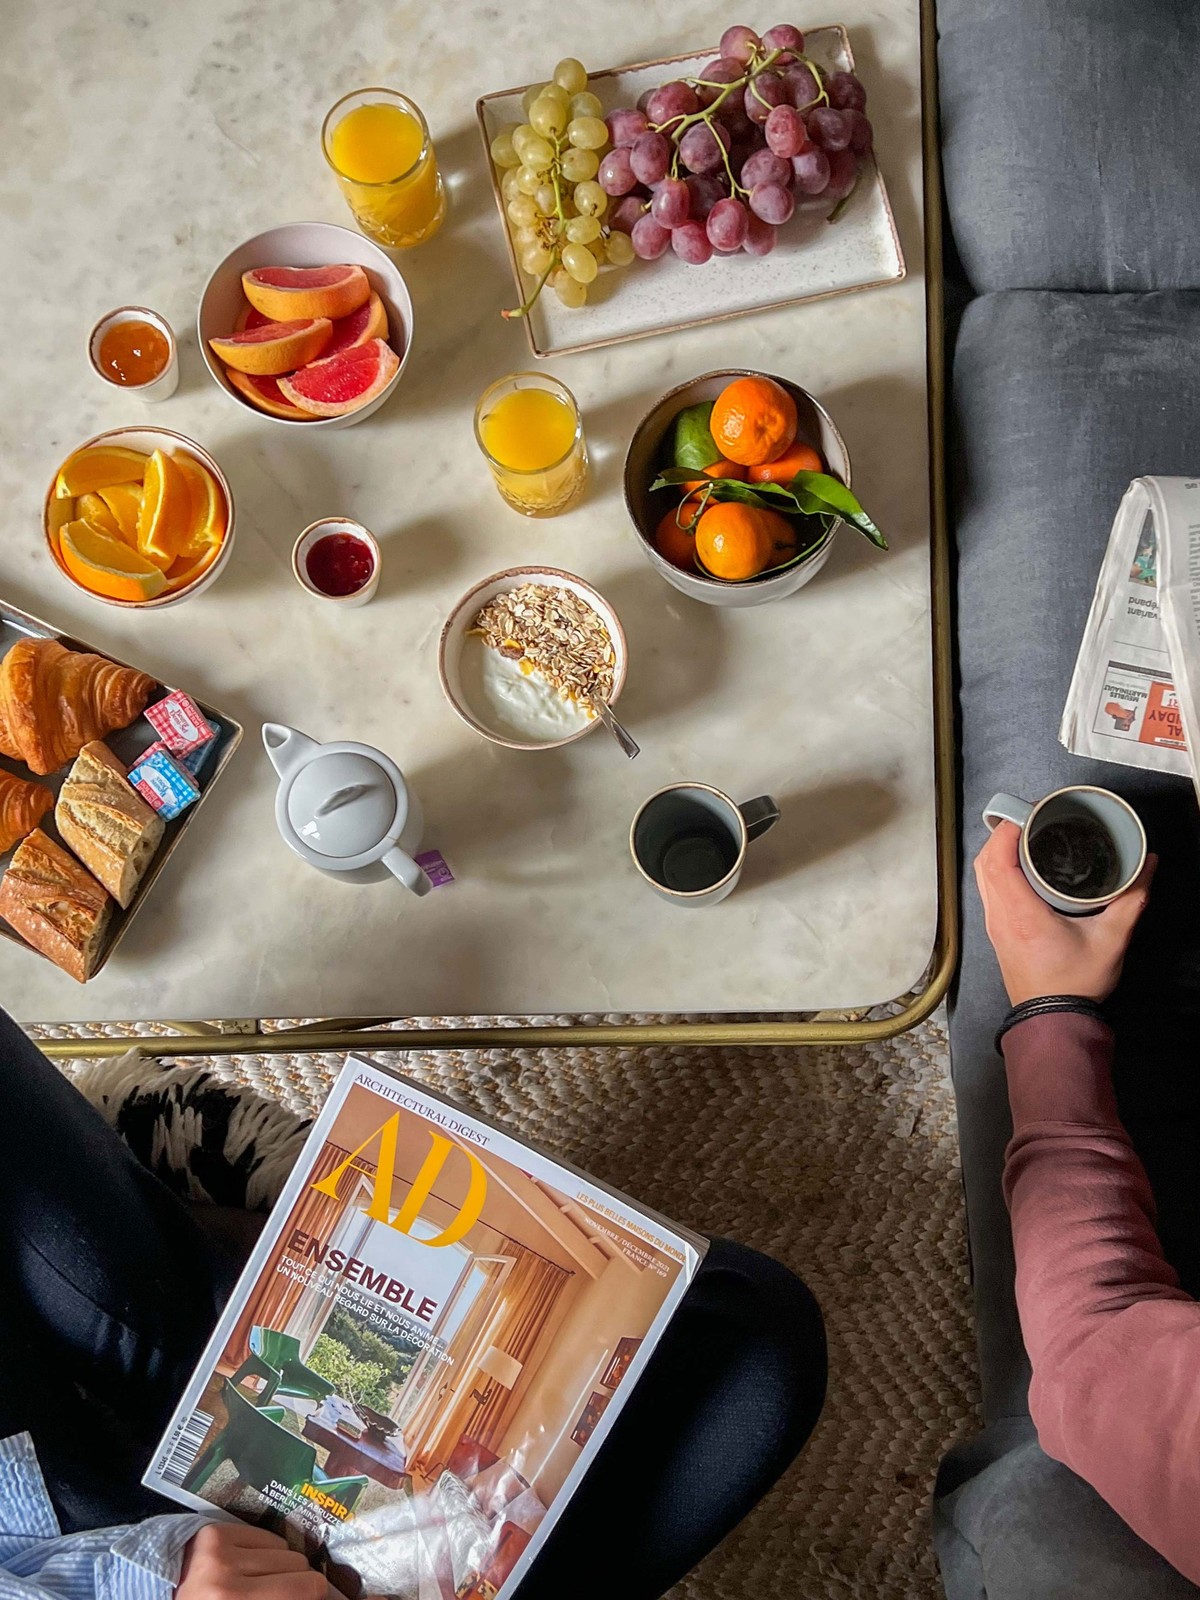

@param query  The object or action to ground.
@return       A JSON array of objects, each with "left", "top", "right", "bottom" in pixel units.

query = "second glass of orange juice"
[
  {"left": 475, "top": 374, "right": 588, "bottom": 517},
  {"left": 322, "top": 88, "right": 445, "bottom": 248}
]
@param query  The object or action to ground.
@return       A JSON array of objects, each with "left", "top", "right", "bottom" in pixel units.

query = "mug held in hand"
[{"left": 983, "top": 784, "right": 1146, "bottom": 916}]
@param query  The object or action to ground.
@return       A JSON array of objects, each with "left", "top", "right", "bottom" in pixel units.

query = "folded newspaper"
[
  {"left": 1061, "top": 477, "right": 1200, "bottom": 792},
  {"left": 146, "top": 1056, "right": 705, "bottom": 1600}
]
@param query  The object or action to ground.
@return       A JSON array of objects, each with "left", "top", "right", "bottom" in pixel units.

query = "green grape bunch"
[{"left": 490, "top": 56, "right": 636, "bottom": 317}]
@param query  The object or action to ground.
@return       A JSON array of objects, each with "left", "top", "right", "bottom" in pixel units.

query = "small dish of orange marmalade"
[{"left": 88, "top": 307, "right": 178, "bottom": 401}]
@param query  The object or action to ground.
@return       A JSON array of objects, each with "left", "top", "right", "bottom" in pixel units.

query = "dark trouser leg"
[
  {"left": 0, "top": 1008, "right": 240, "bottom": 1531},
  {"left": 516, "top": 1237, "right": 826, "bottom": 1600}
]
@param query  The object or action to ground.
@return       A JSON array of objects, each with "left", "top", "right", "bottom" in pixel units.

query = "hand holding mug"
[{"left": 975, "top": 822, "right": 1155, "bottom": 1006}]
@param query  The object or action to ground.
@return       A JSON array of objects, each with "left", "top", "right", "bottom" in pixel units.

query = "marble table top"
[{"left": 0, "top": 0, "right": 935, "bottom": 1025}]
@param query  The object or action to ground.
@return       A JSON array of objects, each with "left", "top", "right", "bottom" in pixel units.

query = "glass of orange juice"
[
  {"left": 475, "top": 374, "right": 588, "bottom": 517},
  {"left": 322, "top": 88, "right": 445, "bottom": 249}
]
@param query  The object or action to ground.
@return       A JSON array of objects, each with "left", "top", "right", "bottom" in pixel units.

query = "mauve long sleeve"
[{"left": 1002, "top": 1012, "right": 1200, "bottom": 1583}]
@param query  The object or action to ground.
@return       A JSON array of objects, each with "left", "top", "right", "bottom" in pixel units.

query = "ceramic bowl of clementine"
[
  {"left": 43, "top": 427, "right": 235, "bottom": 610},
  {"left": 623, "top": 369, "right": 851, "bottom": 609}
]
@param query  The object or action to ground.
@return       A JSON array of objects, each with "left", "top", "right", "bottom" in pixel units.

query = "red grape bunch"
[{"left": 599, "top": 22, "right": 873, "bottom": 264}]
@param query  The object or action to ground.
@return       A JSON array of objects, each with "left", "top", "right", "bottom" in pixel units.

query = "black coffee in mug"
[
  {"left": 1029, "top": 816, "right": 1121, "bottom": 900},
  {"left": 660, "top": 827, "right": 739, "bottom": 893}
]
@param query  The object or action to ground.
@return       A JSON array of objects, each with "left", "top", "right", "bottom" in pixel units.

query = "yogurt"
[{"left": 460, "top": 637, "right": 590, "bottom": 744}]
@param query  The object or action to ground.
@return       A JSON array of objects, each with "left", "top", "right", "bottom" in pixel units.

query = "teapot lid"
[{"left": 286, "top": 750, "right": 398, "bottom": 859}]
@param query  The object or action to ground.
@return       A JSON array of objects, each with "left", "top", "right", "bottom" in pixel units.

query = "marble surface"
[{"left": 0, "top": 0, "right": 935, "bottom": 1024}]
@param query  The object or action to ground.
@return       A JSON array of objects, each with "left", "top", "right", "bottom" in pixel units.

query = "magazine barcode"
[{"left": 160, "top": 1409, "right": 213, "bottom": 1486}]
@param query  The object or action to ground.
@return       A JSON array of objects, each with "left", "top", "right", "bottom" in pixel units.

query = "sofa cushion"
[
  {"left": 949, "top": 287, "right": 1200, "bottom": 1422},
  {"left": 938, "top": 0, "right": 1200, "bottom": 293}
]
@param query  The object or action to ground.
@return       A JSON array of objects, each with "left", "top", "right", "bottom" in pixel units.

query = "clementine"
[
  {"left": 680, "top": 458, "right": 748, "bottom": 492},
  {"left": 655, "top": 505, "right": 700, "bottom": 571},
  {"left": 695, "top": 502, "right": 794, "bottom": 582},
  {"left": 710, "top": 376, "right": 798, "bottom": 466},
  {"left": 747, "top": 439, "right": 824, "bottom": 484}
]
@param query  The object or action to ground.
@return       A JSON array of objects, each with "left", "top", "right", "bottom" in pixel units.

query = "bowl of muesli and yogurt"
[{"left": 438, "top": 567, "right": 627, "bottom": 751}]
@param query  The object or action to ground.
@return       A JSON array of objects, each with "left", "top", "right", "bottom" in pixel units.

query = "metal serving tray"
[{"left": 0, "top": 597, "right": 243, "bottom": 979}]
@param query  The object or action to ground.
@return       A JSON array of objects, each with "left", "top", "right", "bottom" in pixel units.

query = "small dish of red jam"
[{"left": 293, "top": 519, "right": 380, "bottom": 607}]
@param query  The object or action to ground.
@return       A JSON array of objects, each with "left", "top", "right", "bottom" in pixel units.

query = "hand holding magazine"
[
  {"left": 1061, "top": 477, "right": 1200, "bottom": 794},
  {"left": 146, "top": 1057, "right": 704, "bottom": 1600}
]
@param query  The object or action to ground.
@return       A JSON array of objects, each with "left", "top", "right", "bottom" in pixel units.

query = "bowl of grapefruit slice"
[{"left": 198, "top": 222, "right": 413, "bottom": 429}]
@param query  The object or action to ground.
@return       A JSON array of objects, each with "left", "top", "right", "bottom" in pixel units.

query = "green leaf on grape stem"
[{"left": 650, "top": 467, "right": 888, "bottom": 550}]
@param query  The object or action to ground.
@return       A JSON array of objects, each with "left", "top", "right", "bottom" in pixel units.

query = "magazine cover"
[{"left": 145, "top": 1056, "right": 705, "bottom": 1600}]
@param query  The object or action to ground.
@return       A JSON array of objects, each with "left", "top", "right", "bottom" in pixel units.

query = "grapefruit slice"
[
  {"left": 242, "top": 264, "right": 370, "bottom": 323},
  {"left": 278, "top": 338, "right": 400, "bottom": 418},
  {"left": 324, "top": 292, "right": 389, "bottom": 357},
  {"left": 225, "top": 366, "right": 314, "bottom": 420},
  {"left": 56, "top": 445, "right": 148, "bottom": 498},
  {"left": 60, "top": 520, "right": 167, "bottom": 603},
  {"left": 136, "top": 449, "right": 191, "bottom": 568},
  {"left": 209, "top": 318, "right": 332, "bottom": 376},
  {"left": 234, "top": 304, "right": 273, "bottom": 333}
]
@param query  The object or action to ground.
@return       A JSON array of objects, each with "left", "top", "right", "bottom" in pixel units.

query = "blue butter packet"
[{"left": 128, "top": 748, "right": 200, "bottom": 820}]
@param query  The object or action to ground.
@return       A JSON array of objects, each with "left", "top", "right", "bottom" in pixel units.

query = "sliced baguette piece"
[
  {"left": 0, "top": 828, "right": 112, "bottom": 982},
  {"left": 56, "top": 740, "right": 165, "bottom": 908}
]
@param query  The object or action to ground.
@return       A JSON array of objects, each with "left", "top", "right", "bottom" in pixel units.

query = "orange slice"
[
  {"left": 136, "top": 448, "right": 191, "bottom": 569},
  {"left": 163, "top": 542, "right": 221, "bottom": 593},
  {"left": 55, "top": 445, "right": 148, "bottom": 498},
  {"left": 60, "top": 520, "right": 167, "bottom": 603},
  {"left": 97, "top": 482, "right": 143, "bottom": 545},
  {"left": 176, "top": 454, "right": 227, "bottom": 560},
  {"left": 77, "top": 492, "right": 125, "bottom": 543}
]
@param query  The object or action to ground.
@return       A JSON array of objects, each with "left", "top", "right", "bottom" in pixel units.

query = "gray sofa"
[{"left": 933, "top": 0, "right": 1200, "bottom": 1594}]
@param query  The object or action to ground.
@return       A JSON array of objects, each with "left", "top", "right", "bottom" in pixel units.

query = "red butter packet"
[{"left": 145, "top": 691, "right": 215, "bottom": 757}]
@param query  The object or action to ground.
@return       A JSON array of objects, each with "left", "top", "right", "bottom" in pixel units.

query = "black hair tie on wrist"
[{"left": 994, "top": 995, "right": 1108, "bottom": 1055}]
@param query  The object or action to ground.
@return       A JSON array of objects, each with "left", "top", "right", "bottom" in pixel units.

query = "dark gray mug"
[
  {"left": 630, "top": 783, "right": 779, "bottom": 906},
  {"left": 983, "top": 784, "right": 1146, "bottom": 916}
]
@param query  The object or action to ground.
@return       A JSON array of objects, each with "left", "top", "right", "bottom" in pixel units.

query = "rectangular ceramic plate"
[
  {"left": 0, "top": 599, "right": 242, "bottom": 979},
  {"left": 476, "top": 25, "right": 905, "bottom": 358}
]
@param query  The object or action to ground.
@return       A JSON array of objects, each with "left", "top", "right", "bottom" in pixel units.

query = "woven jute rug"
[{"left": 36, "top": 1009, "right": 979, "bottom": 1600}]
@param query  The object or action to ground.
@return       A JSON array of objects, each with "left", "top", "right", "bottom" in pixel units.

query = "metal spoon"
[{"left": 592, "top": 699, "right": 639, "bottom": 759}]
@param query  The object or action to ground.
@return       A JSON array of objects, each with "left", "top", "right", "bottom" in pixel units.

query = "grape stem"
[
  {"left": 649, "top": 46, "right": 787, "bottom": 201},
  {"left": 501, "top": 260, "right": 556, "bottom": 320},
  {"left": 828, "top": 169, "right": 861, "bottom": 223}
]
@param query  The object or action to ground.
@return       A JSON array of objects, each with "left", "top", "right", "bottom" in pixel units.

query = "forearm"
[{"left": 1002, "top": 1012, "right": 1200, "bottom": 1579}]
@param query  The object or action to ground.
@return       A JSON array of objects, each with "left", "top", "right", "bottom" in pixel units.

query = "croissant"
[
  {"left": 0, "top": 639, "right": 156, "bottom": 775},
  {"left": 0, "top": 771, "right": 53, "bottom": 854}
]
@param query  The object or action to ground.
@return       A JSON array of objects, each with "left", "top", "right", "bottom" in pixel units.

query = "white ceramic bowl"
[
  {"left": 43, "top": 426, "right": 235, "bottom": 610},
  {"left": 292, "top": 517, "right": 381, "bottom": 608},
  {"left": 439, "top": 566, "right": 628, "bottom": 751},
  {"left": 197, "top": 221, "right": 413, "bottom": 430},
  {"left": 88, "top": 306, "right": 179, "bottom": 402},
  {"left": 623, "top": 369, "right": 852, "bottom": 609}
]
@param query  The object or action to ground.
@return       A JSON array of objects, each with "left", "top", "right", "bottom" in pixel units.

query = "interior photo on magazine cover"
[{"left": 160, "top": 1064, "right": 693, "bottom": 1600}]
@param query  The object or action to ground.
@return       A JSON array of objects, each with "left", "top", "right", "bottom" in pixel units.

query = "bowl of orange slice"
[
  {"left": 43, "top": 428, "right": 234, "bottom": 609},
  {"left": 624, "top": 370, "right": 874, "bottom": 609}
]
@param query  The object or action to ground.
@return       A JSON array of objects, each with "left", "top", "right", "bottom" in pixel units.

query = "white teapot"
[{"left": 263, "top": 723, "right": 432, "bottom": 895}]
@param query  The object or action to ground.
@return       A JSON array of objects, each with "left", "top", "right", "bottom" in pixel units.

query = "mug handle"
[
  {"left": 983, "top": 793, "right": 1033, "bottom": 832},
  {"left": 382, "top": 846, "right": 433, "bottom": 897},
  {"left": 740, "top": 795, "right": 781, "bottom": 842}
]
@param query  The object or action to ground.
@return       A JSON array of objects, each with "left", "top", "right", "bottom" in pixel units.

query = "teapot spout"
[{"left": 262, "top": 723, "right": 319, "bottom": 782}]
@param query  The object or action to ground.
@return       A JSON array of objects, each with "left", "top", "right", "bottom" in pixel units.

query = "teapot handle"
[{"left": 382, "top": 846, "right": 433, "bottom": 897}]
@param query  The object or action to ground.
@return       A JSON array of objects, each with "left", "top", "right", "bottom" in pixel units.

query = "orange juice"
[
  {"left": 323, "top": 91, "right": 444, "bottom": 249},
  {"left": 475, "top": 375, "right": 588, "bottom": 517},
  {"left": 480, "top": 388, "right": 578, "bottom": 471}
]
